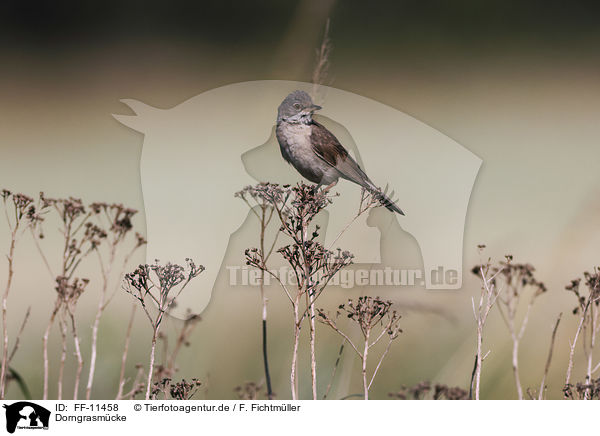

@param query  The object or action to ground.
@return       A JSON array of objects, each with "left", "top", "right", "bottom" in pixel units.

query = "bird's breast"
[
  {"left": 277, "top": 123, "right": 315, "bottom": 162},
  {"left": 276, "top": 122, "right": 329, "bottom": 184},
  {"left": 277, "top": 122, "right": 311, "bottom": 149}
]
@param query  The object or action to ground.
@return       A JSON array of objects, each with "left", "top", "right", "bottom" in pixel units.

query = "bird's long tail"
[{"left": 363, "top": 181, "right": 404, "bottom": 215}]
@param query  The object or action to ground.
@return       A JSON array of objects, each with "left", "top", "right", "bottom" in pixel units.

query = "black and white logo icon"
[{"left": 2, "top": 402, "right": 50, "bottom": 433}]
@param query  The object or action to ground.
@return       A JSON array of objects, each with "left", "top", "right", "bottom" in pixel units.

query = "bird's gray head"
[{"left": 277, "top": 90, "right": 322, "bottom": 124}]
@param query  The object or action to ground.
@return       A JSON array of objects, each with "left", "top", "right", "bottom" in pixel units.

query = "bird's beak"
[{"left": 308, "top": 104, "right": 322, "bottom": 112}]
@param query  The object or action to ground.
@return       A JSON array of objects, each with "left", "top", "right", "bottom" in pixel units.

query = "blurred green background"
[{"left": 0, "top": 0, "right": 599, "bottom": 400}]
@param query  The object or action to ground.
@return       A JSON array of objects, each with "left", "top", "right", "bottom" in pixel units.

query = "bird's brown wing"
[
  {"left": 309, "top": 121, "right": 374, "bottom": 188},
  {"left": 310, "top": 120, "right": 405, "bottom": 215}
]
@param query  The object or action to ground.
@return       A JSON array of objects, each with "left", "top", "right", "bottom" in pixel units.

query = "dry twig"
[
  {"left": 318, "top": 296, "right": 402, "bottom": 400},
  {"left": 123, "top": 259, "right": 204, "bottom": 400}
]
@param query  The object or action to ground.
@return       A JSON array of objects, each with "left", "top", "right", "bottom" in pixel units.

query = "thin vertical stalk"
[
  {"left": 511, "top": 337, "right": 523, "bottom": 400},
  {"left": 585, "top": 304, "right": 597, "bottom": 399},
  {"left": 0, "top": 223, "right": 18, "bottom": 399},
  {"left": 323, "top": 341, "right": 344, "bottom": 400},
  {"left": 146, "top": 328, "right": 158, "bottom": 400},
  {"left": 258, "top": 207, "right": 273, "bottom": 399},
  {"left": 86, "top": 247, "right": 114, "bottom": 399},
  {"left": 290, "top": 297, "right": 300, "bottom": 400},
  {"left": 43, "top": 302, "right": 60, "bottom": 400},
  {"left": 538, "top": 314, "right": 561, "bottom": 400},
  {"left": 57, "top": 315, "right": 67, "bottom": 401},
  {"left": 474, "top": 327, "right": 483, "bottom": 400},
  {"left": 566, "top": 300, "right": 590, "bottom": 387},
  {"left": 301, "top": 215, "right": 317, "bottom": 400},
  {"left": 69, "top": 313, "right": 83, "bottom": 400},
  {"left": 362, "top": 331, "right": 370, "bottom": 400},
  {"left": 308, "top": 299, "right": 317, "bottom": 400},
  {"left": 116, "top": 305, "right": 136, "bottom": 400}
]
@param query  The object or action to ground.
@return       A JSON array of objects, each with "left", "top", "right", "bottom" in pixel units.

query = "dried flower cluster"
[
  {"left": 565, "top": 269, "right": 600, "bottom": 315},
  {"left": 564, "top": 268, "right": 600, "bottom": 399},
  {"left": 235, "top": 183, "right": 283, "bottom": 399},
  {"left": 563, "top": 377, "right": 600, "bottom": 400},
  {"left": 238, "top": 180, "right": 398, "bottom": 400},
  {"left": 471, "top": 255, "right": 547, "bottom": 400},
  {"left": 469, "top": 250, "right": 600, "bottom": 401},
  {"left": 242, "top": 183, "right": 359, "bottom": 400},
  {"left": 233, "top": 381, "right": 266, "bottom": 400},
  {"left": 388, "top": 381, "right": 468, "bottom": 400},
  {"left": 471, "top": 256, "right": 547, "bottom": 297},
  {"left": 0, "top": 190, "right": 39, "bottom": 398},
  {"left": 124, "top": 259, "right": 204, "bottom": 400},
  {"left": 55, "top": 277, "right": 89, "bottom": 309},
  {"left": 318, "top": 296, "right": 402, "bottom": 400},
  {"left": 153, "top": 378, "right": 202, "bottom": 400},
  {"left": 0, "top": 189, "right": 150, "bottom": 400},
  {"left": 125, "top": 260, "right": 204, "bottom": 310},
  {"left": 85, "top": 202, "right": 146, "bottom": 399},
  {"left": 334, "top": 296, "right": 401, "bottom": 339}
]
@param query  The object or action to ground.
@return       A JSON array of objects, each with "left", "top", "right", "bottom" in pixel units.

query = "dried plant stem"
[
  {"left": 368, "top": 338, "right": 394, "bottom": 391},
  {"left": 43, "top": 301, "right": 60, "bottom": 400},
  {"left": 311, "top": 18, "right": 332, "bottom": 100},
  {"left": 86, "top": 249, "right": 114, "bottom": 399},
  {"left": 585, "top": 303, "right": 598, "bottom": 397},
  {"left": 167, "top": 317, "right": 201, "bottom": 378},
  {"left": 83, "top": 204, "right": 143, "bottom": 399},
  {"left": 242, "top": 184, "right": 358, "bottom": 400},
  {"left": 30, "top": 228, "right": 53, "bottom": 277},
  {"left": 237, "top": 192, "right": 278, "bottom": 400},
  {"left": 323, "top": 341, "right": 344, "bottom": 400},
  {"left": 57, "top": 315, "right": 68, "bottom": 401},
  {"left": 86, "top": 242, "right": 140, "bottom": 399},
  {"left": 471, "top": 254, "right": 546, "bottom": 400},
  {"left": 361, "top": 331, "right": 370, "bottom": 400},
  {"left": 326, "top": 189, "right": 372, "bottom": 253},
  {"left": 290, "top": 297, "right": 301, "bottom": 400},
  {"left": 40, "top": 197, "right": 96, "bottom": 400},
  {"left": 511, "top": 339, "right": 522, "bottom": 400},
  {"left": 563, "top": 271, "right": 600, "bottom": 399},
  {"left": 8, "top": 307, "right": 30, "bottom": 364},
  {"left": 565, "top": 299, "right": 591, "bottom": 387},
  {"left": 302, "top": 223, "right": 318, "bottom": 400},
  {"left": 146, "top": 327, "right": 159, "bottom": 400},
  {"left": 124, "top": 260, "right": 203, "bottom": 400},
  {"left": 318, "top": 298, "right": 401, "bottom": 400},
  {"left": 471, "top": 265, "right": 504, "bottom": 400},
  {"left": 308, "top": 299, "right": 318, "bottom": 400},
  {"left": 86, "top": 315, "right": 102, "bottom": 398},
  {"left": 472, "top": 328, "right": 483, "bottom": 400},
  {"left": 258, "top": 207, "right": 273, "bottom": 399},
  {"left": 497, "top": 298, "right": 531, "bottom": 400},
  {"left": 261, "top": 314, "right": 272, "bottom": 399},
  {"left": 538, "top": 313, "right": 561, "bottom": 400},
  {"left": 69, "top": 312, "right": 83, "bottom": 400},
  {"left": 0, "top": 224, "right": 18, "bottom": 399},
  {"left": 123, "top": 365, "right": 145, "bottom": 400},
  {"left": 116, "top": 305, "right": 136, "bottom": 400},
  {"left": 496, "top": 279, "right": 539, "bottom": 400}
]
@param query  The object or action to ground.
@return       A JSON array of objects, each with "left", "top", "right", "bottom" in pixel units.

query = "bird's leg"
[{"left": 319, "top": 180, "right": 338, "bottom": 194}]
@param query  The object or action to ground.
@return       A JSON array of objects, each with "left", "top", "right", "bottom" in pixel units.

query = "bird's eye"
[{"left": 293, "top": 103, "right": 301, "bottom": 110}]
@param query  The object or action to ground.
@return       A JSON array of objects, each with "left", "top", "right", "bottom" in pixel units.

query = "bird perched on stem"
[{"left": 275, "top": 90, "right": 404, "bottom": 215}]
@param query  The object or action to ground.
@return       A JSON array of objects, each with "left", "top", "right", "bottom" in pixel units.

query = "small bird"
[{"left": 276, "top": 90, "right": 404, "bottom": 215}]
